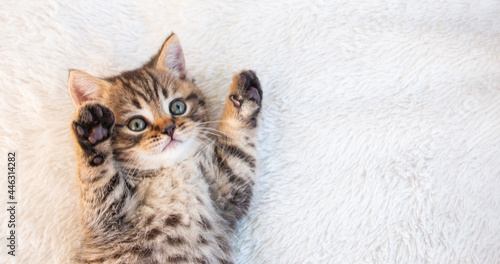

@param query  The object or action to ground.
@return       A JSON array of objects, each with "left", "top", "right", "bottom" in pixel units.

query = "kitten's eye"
[
  {"left": 169, "top": 99, "right": 186, "bottom": 115},
  {"left": 127, "top": 117, "right": 147, "bottom": 131}
]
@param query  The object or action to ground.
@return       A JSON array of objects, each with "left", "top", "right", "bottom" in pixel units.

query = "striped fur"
[{"left": 69, "top": 34, "right": 262, "bottom": 263}]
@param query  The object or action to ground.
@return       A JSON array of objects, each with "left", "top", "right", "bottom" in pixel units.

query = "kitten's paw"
[
  {"left": 229, "top": 70, "right": 262, "bottom": 107},
  {"left": 228, "top": 70, "right": 262, "bottom": 127},
  {"left": 72, "top": 103, "right": 115, "bottom": 151}
]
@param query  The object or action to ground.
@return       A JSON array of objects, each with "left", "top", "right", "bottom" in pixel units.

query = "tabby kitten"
[{"left": 68, "top": 34, "right": 262, "bottom": 264}]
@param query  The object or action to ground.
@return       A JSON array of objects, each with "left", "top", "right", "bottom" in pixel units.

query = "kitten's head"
[{"left": 69, "top": 34, "right": 209, "bottom": 170}]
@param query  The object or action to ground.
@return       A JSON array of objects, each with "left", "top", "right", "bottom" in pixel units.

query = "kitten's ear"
[
  {"left": 68, "top": 70, "right": 107, "bottom": 107},
  {"left": 155, "top": 34, "right": 186, "bottom": 80}
]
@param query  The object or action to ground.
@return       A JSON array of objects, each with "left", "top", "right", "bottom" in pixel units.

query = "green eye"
[
  {"left": 169, "top": 99, "right": 186, "bottom": 115},
  {"left": 127, "top": 117, "right": 147, "bottom": 131}
]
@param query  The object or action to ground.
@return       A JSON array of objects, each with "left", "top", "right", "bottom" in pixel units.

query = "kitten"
[{"left": 68, "top": 34, "right": 262, "bottom": 264}]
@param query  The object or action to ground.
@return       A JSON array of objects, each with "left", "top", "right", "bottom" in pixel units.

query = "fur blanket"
[{"left": 1, "top": 0, "right": 499, "bottom": 263}]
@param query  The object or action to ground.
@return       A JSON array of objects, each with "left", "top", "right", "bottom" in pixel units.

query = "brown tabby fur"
[{"left": 68, "top": 34, "right": 262, "bottom": 263}]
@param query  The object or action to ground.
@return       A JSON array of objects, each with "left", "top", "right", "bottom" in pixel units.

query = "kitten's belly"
[{"left": 123, "top": 166, "right": 230, "bottom": 263}]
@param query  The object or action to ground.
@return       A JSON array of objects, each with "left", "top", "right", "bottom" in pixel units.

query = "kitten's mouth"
[{"left": 162, "top": 138, "right": 182, "bottom": 152}]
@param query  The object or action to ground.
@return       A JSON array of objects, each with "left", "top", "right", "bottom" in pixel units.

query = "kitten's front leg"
[
  {"left": 72, "top": 103, "right": 121, "bottom": 229},
  {"left": 213, "top": 70, "right": 262, "bottom": 227}
]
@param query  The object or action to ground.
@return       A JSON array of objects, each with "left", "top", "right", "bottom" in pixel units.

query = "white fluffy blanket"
[{"left": 1, "top": 0, "right": 499, "bottom": 263}]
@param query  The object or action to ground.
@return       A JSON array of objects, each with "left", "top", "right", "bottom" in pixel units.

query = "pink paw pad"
[{"left": 247, "top": 87, "right": 261, "bottom": 103}]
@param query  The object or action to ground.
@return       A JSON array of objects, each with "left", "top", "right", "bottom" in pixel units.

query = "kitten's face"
[
  {"left": 69, "top": 34, "right": 209, "bottom": 170},
  {"left": 105, "top": 69, "right": 207, "bottom": 170}
]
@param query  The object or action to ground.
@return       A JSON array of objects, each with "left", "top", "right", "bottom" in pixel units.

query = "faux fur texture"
[{"left": 1, "top": 0, "right": 500, "bottom": 263}]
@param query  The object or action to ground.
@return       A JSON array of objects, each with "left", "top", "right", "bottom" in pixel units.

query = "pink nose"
[{"left": 162, "top": 125, "right": 175, "bottom": 137}]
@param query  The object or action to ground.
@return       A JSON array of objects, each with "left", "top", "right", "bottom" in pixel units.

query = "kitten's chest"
[{"left": 131, "top": 162, "right": 215, "bottom": 228}]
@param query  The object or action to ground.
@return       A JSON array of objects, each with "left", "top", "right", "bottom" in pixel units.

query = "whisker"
[
  {"left": 129, "top": 154, "right": 143, "bottom": 178},
  {"left": 122, "top": 155, "right": 139, "bottom": 177},
  {"left": 197, "top": 134, "right": 226, "bottom": 155},
  {"left": 198, "top": 120, "right": 233, "bottom": 124},
  {"left": 121, "top": 152, "right": 139, "bottom": 173},
  {"left": 198, "top": 132, "right": 229, "bottom": 143},
  {"left": 199, "top": 130, "right": 226, "bottom": 137},
  {"left": 197, "top": 126, "right": 231, "bottom": 139}
]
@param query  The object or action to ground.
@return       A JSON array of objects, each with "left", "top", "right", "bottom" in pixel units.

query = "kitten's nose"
[{"left": 162, "top": 125, "right": 175, "bottom": 137}]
